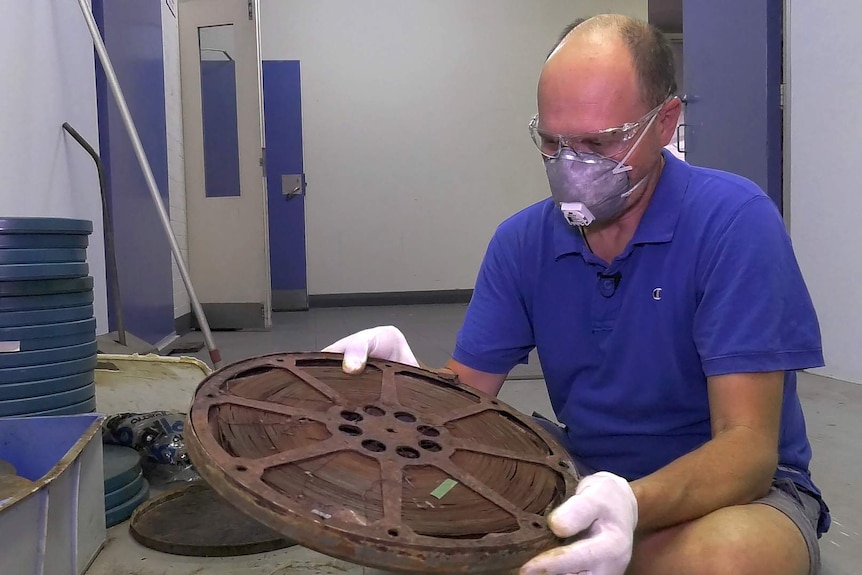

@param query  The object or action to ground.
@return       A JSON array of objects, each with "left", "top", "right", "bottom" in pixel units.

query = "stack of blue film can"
[{"left": 0, "top": 217, "right": 98, "bottom": 416}]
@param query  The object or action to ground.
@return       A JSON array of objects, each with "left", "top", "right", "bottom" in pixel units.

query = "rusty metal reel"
[{"left": 185, "top": 352, "right": 579, "bottom": 574}]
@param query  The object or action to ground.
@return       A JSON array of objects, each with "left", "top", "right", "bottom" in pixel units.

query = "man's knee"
[
  {"left": 628, "top": 504, "right": 809, "bottom": 575},
  {"left": 693, "top": 513, "right": 802, "bottom": 575}
]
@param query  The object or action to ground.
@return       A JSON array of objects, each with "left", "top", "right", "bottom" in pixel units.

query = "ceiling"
[{"left": 648, "top": 0, "right": 683, "bottom": 34}]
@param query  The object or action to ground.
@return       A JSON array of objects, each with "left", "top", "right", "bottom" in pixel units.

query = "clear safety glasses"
[{"left": 529, "top": 99, "right": 668, "bottom": 160}]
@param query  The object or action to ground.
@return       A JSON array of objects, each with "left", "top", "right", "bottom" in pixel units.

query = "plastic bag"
[{"left": 102, "top": 411, "right": 199, "bottom": 485}]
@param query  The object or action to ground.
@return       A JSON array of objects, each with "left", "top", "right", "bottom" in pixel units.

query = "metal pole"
[
  {"left": 62, "top": 122, "right": 127, "bottom": 347},
  {"left": 75, "top": 0, "right": 223, "bottom": 368}
]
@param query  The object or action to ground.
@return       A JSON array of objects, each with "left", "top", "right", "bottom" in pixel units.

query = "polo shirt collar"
[
  {"left": 553, "top": 149, "right": 691, "bottom": 259},
  {"left": 630, "top": 150, "right": 690, "bottom": 245}
]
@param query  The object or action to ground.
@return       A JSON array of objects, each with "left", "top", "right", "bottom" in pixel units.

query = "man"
[{"left": 324, "top": 14, "right": 829, "bottom": 575}]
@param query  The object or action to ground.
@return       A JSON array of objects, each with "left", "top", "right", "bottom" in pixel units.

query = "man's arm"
[
  {"left": 439, "top": 358, "right": 508, "bottom": 397},
  {"left": 630, "top": 370, "right": 783, "bottom": 533}
]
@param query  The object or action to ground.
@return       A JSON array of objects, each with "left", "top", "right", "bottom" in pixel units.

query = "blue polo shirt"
[{"left": 453, "top": 151, "right": 830, "bottom": 534}]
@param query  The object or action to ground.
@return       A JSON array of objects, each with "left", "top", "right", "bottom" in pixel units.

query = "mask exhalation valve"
[{"left": 560, "top": 202, "right": 596, "bottom": 227}]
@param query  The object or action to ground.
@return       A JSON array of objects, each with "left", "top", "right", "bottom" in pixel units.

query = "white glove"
[
  {"left": 520, "top": 472, "right": 638, "bottom": 575},
  {"left": 321, "top": 325, "right": 420, "bottom": 374}
]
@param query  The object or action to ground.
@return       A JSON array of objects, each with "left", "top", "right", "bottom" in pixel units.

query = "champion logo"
[{"left": 652, "top": 288, "right": 663, "bottom": 301}]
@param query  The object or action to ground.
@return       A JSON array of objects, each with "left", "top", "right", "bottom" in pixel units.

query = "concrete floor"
[{"left": 88, "top": 304, "right": 860, "bottom": 575}]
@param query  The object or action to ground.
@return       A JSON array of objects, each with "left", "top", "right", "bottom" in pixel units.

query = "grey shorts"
[
  {"left": 531, "top": 414, "right": 822, "bottom": 575},
  {"left": 755, "top": 477, "right": 822, "bottom": 575}
]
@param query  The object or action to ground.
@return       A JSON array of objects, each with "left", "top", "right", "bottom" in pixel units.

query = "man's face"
[{"left": 536, "top": 36, "right": 679, "bottom": 194}]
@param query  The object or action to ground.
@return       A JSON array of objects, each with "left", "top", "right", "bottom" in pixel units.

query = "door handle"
[{"left": 281, "top": 174, "right": 306, "bottom": 200}]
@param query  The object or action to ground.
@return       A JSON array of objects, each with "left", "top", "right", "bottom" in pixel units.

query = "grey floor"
[{"left": 89, "top": 304, "right": 860, "bottom": 575}]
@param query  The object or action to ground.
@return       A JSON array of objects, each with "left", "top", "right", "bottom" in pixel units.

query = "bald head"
[{"left": 544, "top": 14, "right": 676, "bottom": 110}]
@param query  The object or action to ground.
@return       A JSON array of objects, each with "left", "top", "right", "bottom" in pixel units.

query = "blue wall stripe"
[{"left": 92, "top": 0, "right": 174, "bottom": 344}]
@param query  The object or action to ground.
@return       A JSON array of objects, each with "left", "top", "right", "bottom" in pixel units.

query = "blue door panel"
[
  {"left": 262, "top": 60, "right": 308, "bottom": 303},
  {"left": 683, "top": 0, "right": 783, "bottom": 210},
  {"left": 200, "top": 60, "right": 242, "bottom": 198}
]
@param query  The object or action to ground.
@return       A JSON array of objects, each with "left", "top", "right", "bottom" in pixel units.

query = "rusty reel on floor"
[{"left": 184, "top": 352, "right": 580, "bottom": 574}]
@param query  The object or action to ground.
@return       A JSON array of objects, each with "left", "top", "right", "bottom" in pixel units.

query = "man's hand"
[
  {"left": 520, "top": 472, "right": 638, "bottom": 575},
  {"left": 322, "top": 325, "right": 420, "bottom": 374}
]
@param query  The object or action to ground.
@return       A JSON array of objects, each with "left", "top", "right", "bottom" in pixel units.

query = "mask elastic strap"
[
  {"left": 611, "top": 109, "right": 661, "bottom": 175},
  {"left": 620, "top": 173, "right": 648, "bottom": 199}
]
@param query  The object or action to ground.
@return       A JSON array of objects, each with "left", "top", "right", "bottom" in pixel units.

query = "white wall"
[
  {"left": 0, "top": 1, "right": 108, "bottom": 332},
  {"left": 162, "top": 0, "right": 191, "bottom": 321},
  {"left": 788, "top": 0, "right": 862, "bottom": 384},
  {"left": 259, "top": 0, "right": 648, "bottom": 295}
]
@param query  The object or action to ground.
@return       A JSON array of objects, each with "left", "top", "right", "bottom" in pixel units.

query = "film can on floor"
[{"left": 0, "top": 217, "right": 98, "bottom": 417}]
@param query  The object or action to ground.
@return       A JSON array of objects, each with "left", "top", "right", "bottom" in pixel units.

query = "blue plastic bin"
[{"left": 0, "top": 413, "right": 106, "bottom": 575}]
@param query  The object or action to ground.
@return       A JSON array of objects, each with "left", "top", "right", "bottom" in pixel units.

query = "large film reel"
[{"left": 185, "top": 353, "right": 579, "bottom": 573}]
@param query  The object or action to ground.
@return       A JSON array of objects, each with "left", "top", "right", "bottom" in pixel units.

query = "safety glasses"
[{"left": 529, "top": 99, "right": 668, "bottom": 159}]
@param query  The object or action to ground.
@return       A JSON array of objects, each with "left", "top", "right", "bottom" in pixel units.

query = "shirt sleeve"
[
  {"left": 452, "top": 230, "right": 535, "bottom": 374},
  {"left": 693, "top": 195, "right": 824, "bottom": 376}
]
